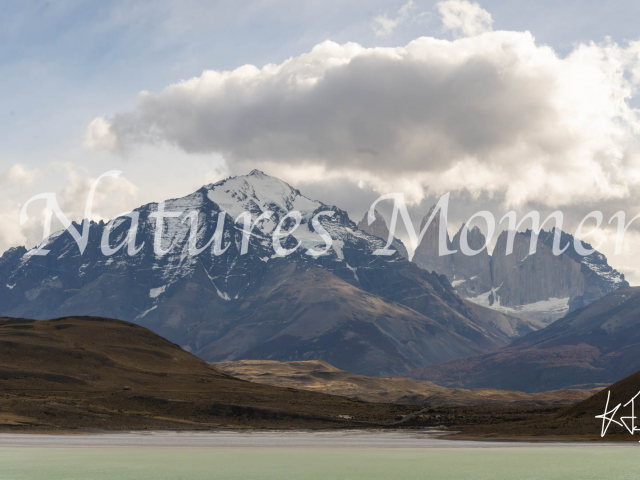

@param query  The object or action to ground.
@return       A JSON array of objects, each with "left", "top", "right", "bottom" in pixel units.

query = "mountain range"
[
  {"left": 0, "top": 171, "right": 537, "bottom": 376},
  {"left": 411, "top": 209, "right": 627, "bottom": 323},
  {"left": 0, "top": 170, "right": 633, "bottom": 381},
  {"left": 403, "top": 286, "right": 640, "bottom": 392}
]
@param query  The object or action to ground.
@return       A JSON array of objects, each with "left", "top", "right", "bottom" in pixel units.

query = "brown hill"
[
  {"left": 555, "top": 368, "right": 640, "bottom": 438},
  {"left": 0, "top": 316, "right": 419, "bottom": 431},
  {"left": 443, "top": 368, "right": 640, "bottom": 440},
  {"left": 217, "top": 360, "right": 597, "bottom": 407}
]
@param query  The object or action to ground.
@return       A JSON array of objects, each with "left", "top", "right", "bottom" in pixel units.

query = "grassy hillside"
[
  {"left": 217, "top": 360, "right": 597, "bottom": 407},
  {"left": 0, "top": 316, "right": 417, "bottom": 431}
]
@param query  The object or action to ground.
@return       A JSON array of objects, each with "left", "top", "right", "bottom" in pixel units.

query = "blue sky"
[{"left": 3, "top": 0, "right": 640, "bottom": 158}]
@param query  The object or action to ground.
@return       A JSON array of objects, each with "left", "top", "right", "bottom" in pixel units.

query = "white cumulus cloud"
[
  {"left": 84, "top": 116, "right": 119, "bottom": 152},
  {"left": 11, "top": 164, "right": 140, "bottom": 253},
  {"left": 437, "top": 0, "right": 493, "bottom": 38},
  {"left": 54, "top": 163, "right": 139, "bottom": 223},
  {"left": 0, "top": 163, "right": 41, "bottom": 187},
  {"left": 372, "top": 1, "right": 417, "bottom": 38},
  {"left": 85, "top": 5, "right": 640, "bottom": 212}
]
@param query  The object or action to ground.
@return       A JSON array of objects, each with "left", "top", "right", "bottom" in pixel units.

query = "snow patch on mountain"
[
  {"left": 581, "top": 252, "right": 626, "bottom": 285},
  {"left": 469, "top": 289, "right": 571, "bottom": 323},
  {"left": 206, "top": 170, "right": 320, "bottom": 222},
  {"left": 150, "top": 285, "right": 167, "bottom": 298}
]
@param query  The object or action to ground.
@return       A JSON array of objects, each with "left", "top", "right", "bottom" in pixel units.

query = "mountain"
[
  {"left": 413, "top": 210, "right": 627, "bottom": 322},
  {"left": 462, "top": 300, "right": 544, "bottom": 340},
  {"left": 0, "top": 170, "right": 532, "bottom": 376},
  {"left": 356, "top": 210, "right": 408, "bottom": 258},
  {"left": 0, "top": 316, "right": 416, "bottom": 430},
  {"left": 217, "top": 359, "right": 597, "bottom": 407},
  {"left": 356, "top": 211, "right": 542, "bottom": 340},
  {"left": 412, "top": 206, "right": 455, "bottom": 279},
  {"left": 450, "top": 225, "right": 493, "bottom": 297},
  {"left": 402, "top": 286, "right": 640, "bottom": 392}
]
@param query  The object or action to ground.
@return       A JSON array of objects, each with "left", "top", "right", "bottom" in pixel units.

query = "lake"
[{"left": 0, "top": 431, "right": 635, "bottom": 480}]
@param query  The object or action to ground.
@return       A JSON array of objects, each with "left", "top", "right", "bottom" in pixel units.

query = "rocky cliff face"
[
  {"left": 356, "top": 210, "right": 408, "bottom": 258},
  {"left": 482, "top": 229, "right": 585, "bottom": 308},
  {"left": 0, "top": 171, "right": 531, "bottom": 376},
  {"left": 450, "top": 225, "right": 493, "bottom": 297},
  {"left": 472, "top": 229, "right": 627, "bottom": 322},
  {"left": 411, "top": 206, "right": 455, "bottom": 279},
  {"left": 412, "top": 209, "right": 628, "bottom": 323},
  {"left": 411, "top": 215, "right": 493, "bottom": 298}
]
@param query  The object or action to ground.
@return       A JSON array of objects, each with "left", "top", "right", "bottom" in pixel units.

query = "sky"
[{"left": 2, "top": 0, "right": 640, "bottom": 283}]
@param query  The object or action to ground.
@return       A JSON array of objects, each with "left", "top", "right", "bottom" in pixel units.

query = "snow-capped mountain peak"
[{"left": 205, "top": 170, "right": 321, "bottom": 221}]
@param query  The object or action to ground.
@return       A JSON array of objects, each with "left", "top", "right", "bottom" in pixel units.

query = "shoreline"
[{"left": 0, "top": 429, "right": 632, "bottom": 449}]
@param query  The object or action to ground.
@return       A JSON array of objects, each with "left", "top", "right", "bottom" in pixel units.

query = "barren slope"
[
  {"left": 402, "top": 287, "right": 640, "bottom": 392},
  {"left": 217, "top": 360, "right": 597, "bottom": 407},
  {"left": 0, "top": 316, "right": 419, "bottom": 430}
]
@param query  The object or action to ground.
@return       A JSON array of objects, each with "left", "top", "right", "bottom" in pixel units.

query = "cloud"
[
  {"left": 84, "top": 117, "right": 119, "bottom": 152},
  {"left": 372, "top": 1, "right": 417, "bottom": 38},
  {"left": 86, "top": 5, "right": 640, "bottom": 213},
  {"left": 0, "top": 164, "right": 41, "bottom": 187},
  {"left": 437, "top": 0, "right": 493, "bottom": 38},
  {"left": 0, "top": 200, "right": 29, "bottom": 252},
  {"left": 0, "top": 164, "right": 42, "bottom": 252},
  {"left": 54, "top": 163, "right": 139, "bottom": 223},
  {"left": 203, "top": 165, "right": 231, "bottom": 186},
  {"left": 619, "top": 265, "right": 640, "bottom": 286},
  {"left": 10, "top": 164, "right": 140, "bottom": 253}
]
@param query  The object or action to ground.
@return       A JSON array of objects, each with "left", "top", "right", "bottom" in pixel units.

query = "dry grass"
[
  {"left": 0, "top": 316, "right": 418, "bottom": 431},
  {"left": 217, "top": 359, "right": 598, "bottom": 407}
]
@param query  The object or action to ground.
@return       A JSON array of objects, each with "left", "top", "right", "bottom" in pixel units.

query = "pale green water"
[{"left": 0, "top": 447, "right": 638, "bottom": 480}]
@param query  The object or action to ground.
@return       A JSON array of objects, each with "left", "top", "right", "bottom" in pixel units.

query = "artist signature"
[{"left": 596, "top": 390, "right": 640, "bottom": 438}]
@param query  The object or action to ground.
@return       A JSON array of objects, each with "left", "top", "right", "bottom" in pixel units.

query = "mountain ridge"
[
  {"left": 409, "top": 208, "right": 627, "bottom": 322},
  {"left": 0, "top": 171, "right": 532, "bottom": 376},
  {"left": 402, "top": 286, "right": 640, "bottom": 392}
]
